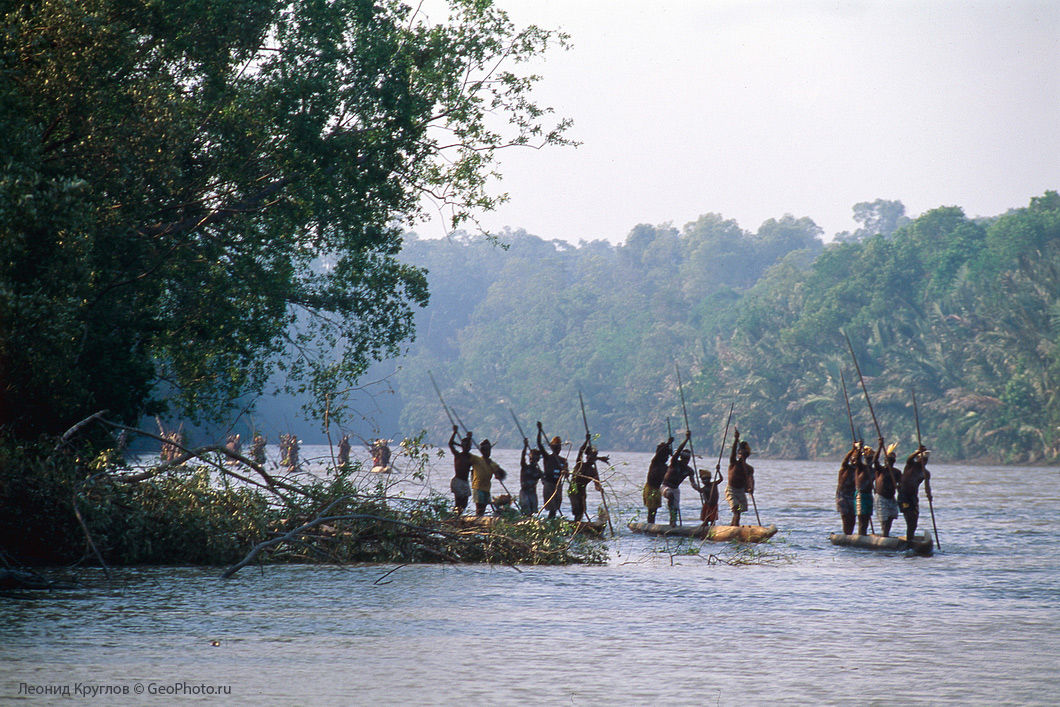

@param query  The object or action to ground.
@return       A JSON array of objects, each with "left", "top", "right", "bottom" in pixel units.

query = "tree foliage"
[
  {"left": 0, "top": 0, "right": 571, "bottom": 439},
  {"left": 380, "top": 194, "right": 1057, "bottom": 464}
]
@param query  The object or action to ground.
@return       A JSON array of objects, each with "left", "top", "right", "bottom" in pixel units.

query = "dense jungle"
[{"left": 383, "top": 194, "right": 1059, "bottom": 465}]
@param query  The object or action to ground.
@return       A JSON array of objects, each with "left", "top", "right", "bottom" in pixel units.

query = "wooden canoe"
[
  {"left": 828, "top": 531, "right": 934, "bottom": 556},
  {"left": 628, "top": 521, "right": 778, "bottom": 543},
  {"left": 370, "top": 464, "right": 391, "bottom": 474}
]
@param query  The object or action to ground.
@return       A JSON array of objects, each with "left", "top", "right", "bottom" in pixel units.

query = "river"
[{"left": 2, "top": 445, "right": 1058, "bottom": 705}]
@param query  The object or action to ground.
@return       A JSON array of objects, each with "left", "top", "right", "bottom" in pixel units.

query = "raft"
[
  {"left": 828, "top": 531, "right": 934, "bottom": 556},
  {"left": 627, "top": 521, "right": 778, "bottom": 543}
]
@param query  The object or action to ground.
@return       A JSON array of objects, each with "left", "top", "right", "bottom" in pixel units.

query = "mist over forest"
[{"left": 257, "top": 193, "right": 1059, "bottom": 464}]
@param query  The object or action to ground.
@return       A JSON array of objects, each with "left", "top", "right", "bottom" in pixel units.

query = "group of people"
[
  {"left": 835, "top": 436, "right": 932, "bottom": 540},
  {"left": 641, "top": 428, "right": 755, "bottom": 528},
  {"left": 446, "top": 422, "right": 608, "bottom": 522},
  {"left": 441, "top": 420, "right": 933, "bottom": 540}
]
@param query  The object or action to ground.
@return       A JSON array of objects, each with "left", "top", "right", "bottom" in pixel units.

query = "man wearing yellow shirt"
[{"left": 469, "top": 439, "right": 508, "bottom": 517}]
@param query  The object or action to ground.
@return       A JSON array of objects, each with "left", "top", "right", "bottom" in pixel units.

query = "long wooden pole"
[
  {"left": 578, "top": 391, "right": 614, "bottom": 536},
  {"left": 674, "top": 364, "right": 699, "bottom": 479},
  {"left": 839, "top": 369, "right": 856, "bottom": 443},
  {"left": 715, "top": 402, "right": 735, "bottom": 478},
  {"left": 913, "top": 391, "right": 941, "bottom": 550},
  {"left": 843, "top": 331, "right": 883, "bottom": 440}
]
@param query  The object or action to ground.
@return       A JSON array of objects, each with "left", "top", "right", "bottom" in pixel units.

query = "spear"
[{"left": 913, "top": 390, "right": 941, "bottom": 550}]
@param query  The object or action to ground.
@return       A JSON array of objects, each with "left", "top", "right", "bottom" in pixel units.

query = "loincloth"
[{"left": 726, "top": 486, "right": 747, "bottom": 513}]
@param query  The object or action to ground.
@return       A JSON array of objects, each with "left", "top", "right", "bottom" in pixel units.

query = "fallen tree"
[{"left": 0, "top": 414, "right": 606, "bottom": 577}]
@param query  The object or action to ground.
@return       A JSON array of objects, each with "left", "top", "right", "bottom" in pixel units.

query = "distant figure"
[
  {"left": 157, "top": 419, "right": 185, "bottom": 462},
  {"left": 224, "top": 433, "right": 241, "bottom": 466},
  {"left": 661, "top": 432, "right": 697, "bottom": 526},
  {"left": 279, "top": 433, "right": 299, "bottom": 471},
  {"left": 469, "top": 439, "right": 507, "bottom": 516},
  {"left": 836, "top": 442, "right": 858, "bottom": 535},
  {"left": 337, "top": 434, "right": 351, "bottom": 467},
  {"left": 874, "top": 438, "right": 901, "bottom": 537},
  {"left": 726, "top": 428, "right": 754, "bottom": 526},
  {"left": 855, "top": 442, "right": 875, "bottom": 535},
  {"left": 643, "top": 435, "right": 674, "bottom": 524},
  {"left": 448, "top": 426, "right": 473, "bottom": 515},
  {"left": 250, "top": 433, "right": 267, "bottom": 466},
  {"left": 568, "top": 433, "right": 604, "bottom": 523},
  {"left": 537, "top": 422, "right": 568, "bottom": 519},
  {"left": 519, "top": 437, "right": 543, "bottom": 515},
  {"left": 898, "top": 446, "right": 931, "bottom": 540},
  {"left": 371, "top": 439, "right": 391, "bottom": 469}
]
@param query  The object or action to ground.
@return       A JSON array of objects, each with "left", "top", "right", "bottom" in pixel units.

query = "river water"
[{"left": 3, "top": 445, "right": 1058, "bottom": 705}]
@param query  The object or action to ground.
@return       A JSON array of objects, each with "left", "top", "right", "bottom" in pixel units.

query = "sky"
[{"left": 415, "top": 0, "right": 1060, "bottom": 244}]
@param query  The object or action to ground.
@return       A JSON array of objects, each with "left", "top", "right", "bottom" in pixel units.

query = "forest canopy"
[
  {"left": 387, "top": 194, "right": 1059, "bottom": 464},
  {"left": 0, "top": 0, "right": 571, "bottom": 440}
]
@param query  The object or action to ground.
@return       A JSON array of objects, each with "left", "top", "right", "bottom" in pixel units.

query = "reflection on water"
[{"left": 2, "top": 449, "right": 1058, "bottom": 705}]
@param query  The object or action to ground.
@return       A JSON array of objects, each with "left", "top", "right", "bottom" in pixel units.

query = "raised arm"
[
  {"left": 448, "top": 425, "right": 458, "bottom": 455},
  {"left": 671, "top": 432, "right": 690, "bottom": 465}
]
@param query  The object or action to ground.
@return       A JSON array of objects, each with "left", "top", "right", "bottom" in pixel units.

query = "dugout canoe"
[
  {"left": 627, "top": 521, "right": 778, "bottom": 543},
  {"left": 828, "top": 531, "right": 934, "bottom": 556}
]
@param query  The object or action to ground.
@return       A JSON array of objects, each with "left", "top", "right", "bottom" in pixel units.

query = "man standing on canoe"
[
  {"left": 568, "top": 433, "right": 604, "bottom": 523},
  {"left": 874, "top": 438, "right": 901, "bottom": 537},
  {"left": 836, "top": 442, "right": 858, "bottom": 535},
  {"left": 537, "top": 422, "right": 568, "bottom": 519},
  {"left": 469, "top": 438, "right": 507, "bottom": 517},
  {"left": 726, "top": 428, "right": 754, "bottom": 527},
  {"left": 448, "top": 425, "right": 474, "bottom": 515},
  {"left": 661, "top": 432, "right": 697, "bottom": 526},
  {"left": 519, "top": 437, "right": 543, "bottom": 516},
  {"left": 643, "top": 435, "right": 674, "bottom": 524},
  {"left": 855, "top": 442, "right": 875, "bottom": 535},
  {"left": 898, "top": 445, "right": 931, "bottom": 540}
]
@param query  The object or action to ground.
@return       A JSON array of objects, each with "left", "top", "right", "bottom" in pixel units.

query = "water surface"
[{"left": 3, "top": 447, "right": 1057, "bottom": 705}]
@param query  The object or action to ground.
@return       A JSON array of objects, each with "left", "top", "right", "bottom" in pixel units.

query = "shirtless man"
[
  {"left": 568, "top": 433, "right": 604, "bottom": 523},
  {"left": 726, "top": 428, "right": 754, "bottom": 527},
  {"left": 855, "top": 442, "right": 875, "bottom": 535},
  {"left": 873, "top": 438, "right": 901, "bottom": 537},
  {"left": 898, "top": 445, "right": 932, "bottom": 540},
  {"left": 448, "top": 425, "right": 473, "bottom": 515},
  {"left": 643, "top": 436, "right": 674, "bottom": 524},
  {"left": 537, "top": 422, "right": 568, "bottom": 519},
  {"left": 519, "top": 437, "right": 543, "bottom": 516},
  {"left": 661, "top": 432, "right": 698, "bottom": 526},
  {"left": 836, "top": 442, "right": 858, "bottom": 535}
]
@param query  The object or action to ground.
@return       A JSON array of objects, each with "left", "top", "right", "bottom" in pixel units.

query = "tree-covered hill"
[{"left": 386, "top": 194, "right": 1058, "bottom": 464}]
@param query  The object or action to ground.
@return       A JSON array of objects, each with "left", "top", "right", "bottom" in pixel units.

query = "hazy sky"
[{"left": 416, "top": 0, "right": 1059, "bottom": 243}]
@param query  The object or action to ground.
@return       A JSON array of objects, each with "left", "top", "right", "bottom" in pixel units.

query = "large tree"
[{"left": 0, "top": 0, "right": 571, "bottom": 438}]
